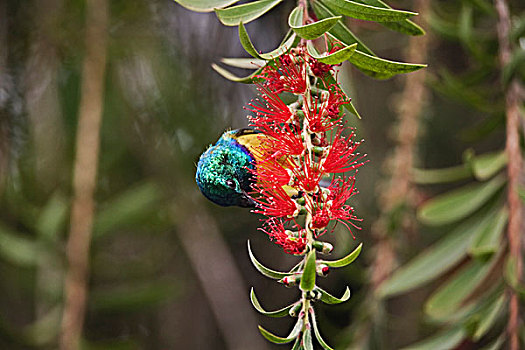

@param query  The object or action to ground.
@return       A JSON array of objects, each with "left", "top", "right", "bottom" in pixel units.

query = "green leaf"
[
  {"left": 471, "top": 294, "right": 506, "bottom": 341},
  {"left": 400, "top": 327, "right": 465, "bottom": 350},
  {"left": 250, "top": 288, "right": 295, "bottom": 317},
  {"left": 94, "top": 182, "right": 163, "bottom": 238},
  {"left": 36, "top": 192, "right": 68, "bottom": 241},
  {"left": 469, "top": 207, "right": 507, "bottom": 259},
  {"left": 211, "top": 63, "right": 263, "bottom": 83},
  {"left": 320, "top": 0, "right": 417, "bottom": 22},
  {"left": 319, "top": 243, "right": 362, "bottom": 268},
  {"left": 303, "top": 328, "right": 313, "bottom": 350},
  {"left": 306, "top": 41, "right": 357, "bottom": 65},
  {"left": 379, "top": 208, "right": 498, "bottom": 298},
  {"left": 300, "top": 249, "right": 317, "bottom": 291},
  {"left": 215, "top": 0, "right": 282, "bottom": 26},
  {"left": 425, "top": 258, "right": 497, "bottom": 320},
  {"left": 317, "top": 286, "right": 351, "bottom": 304},
  {"left": 417, "top": 175, "right": 506, "bottom": 226},
  {"left": 258, "top": 319, "right": 302, "bottom": 344},
  {"left": 22, "top": 306, "right": 61, "bottom": 346},
  {"left": 348, "top": 49, "right": 426, "bottom": 79},
  {"left": 238, "top": 23, "right": 296, "bottom": 60},
  {"left": 311, "top": 0, "right": 374, "bottom": 55},
  {"left": 480, "top": 335, "right": 505, "bottom": 350},
  {"left": 288, "top": 6, "right": 341, "bottom": 40},
  {"left": 470, "top": 150, "right": 507, "bottom": 181},
  {"left": 220, "top": 57, "right": 266, "bottom": 69},
  {"left": 309, "top": 308, "right": 334, "bottom": 350},
  {"left": 173, "top": 0, "right": 240, "bottom": 12},
  {"left": 0, "top": 223, "right": 38, "bottom": 267},
  {"left": 247, "top": 241, "right": 294, "bottom": 279},
  {"left": 411, "top": 165, "right": 472, "bottom": 185},
  {"left": 354, "top": 0, "right": 424, "bottom": 35},
  {"left": 291, "top": 336, "right": 302, "bottom": 350}
]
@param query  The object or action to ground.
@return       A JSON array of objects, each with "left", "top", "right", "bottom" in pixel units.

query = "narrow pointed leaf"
[
  {"left": 354, "top": 0, "right": 424, "bottom": 35},
  {"left": 220, "top": 57, "right": 266, "bottom": 69},
  {"left": 469, "top": 207, "right": 507, "bottom": 258},
  {"left": 418, "top": 175, "right": 506, "bottom": 226},
  {"left": 348, "top": 50, "right": 426, "bottom": 79},
  {"left": 248, "top": 240, "right": 293, "bottom": 279},
  {"left": 215, "top": 0, "right": 282, "bottom": 26},
  {"left": 291, "top": 337, "right": 302, "bottom": 350},
  {"left": 289, "top": 6, "right": 341, "bottom": 40},
  {"left": 320, "top": 0, "right": 417, "bottom": 22},
  {"left": 379, "top": 207, "right": 499, "bottom": 298},
  {"left": 238, "top": 23, "right": 296, "bottom": 60},
  {"left": 317, "top": 286, "right": 351, "bottom": 304},
  {"left": 470, "top": 150, "right": 507, "bottom": 181},
  {"left": 250, "top": 288, "right": 295, "bottom": 317},
  {"left": 0, "top": 224, "right": 38, "bottom": 267},
  {"left": 258, "top": 318, "right": 302, "bottom": 344},
  {"left": 425, "top": 257, "right": 497, "bottom": 320},
  {"left": 319, "top": 243, "right": 362, "bottom": 268},
  {"left": 303, "top": 328, "right": 314, "bottom": 350},
  {"left": 309, "top": 308, "right": 334, "bottom": 350},
  {"left": 174, "top": 0, "right": 239, "bottom": 12},
  {"left": 36, "top": 193, "right": 68, "bottom": 240},
  {"left": 306, "top": 41, "right": 357, "bottom": 65},
  {"left": 312, "top": 0, "right": 374, "bottom": 55},
  {"left": 411, "top": 165, "right": 472, "bottom": 184},
  {"left": 472, "top": 294, "right": 506, "bottom": 341},
  {"left": 300, "top": 249, "right": 317, "bottom": 291},
  {"left": 480, "top": 335, "right": 505, "bottom": 350},
  {"left": 400, "top": 327, "right": 465, "bottom": 350},
  {"left": 212, "top": 63, "right": 263, "bottom": 83}
]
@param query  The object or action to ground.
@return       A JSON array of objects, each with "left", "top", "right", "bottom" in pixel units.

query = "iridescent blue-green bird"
[{"left": 196, "top": 128, "right": 263, "bottom": 207}]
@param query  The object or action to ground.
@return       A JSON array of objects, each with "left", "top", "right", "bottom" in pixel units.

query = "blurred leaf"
[
  {"left": 300, "top": 249, "right": 316, "bottom": 291},
  {"left": 90, "top": 281, "right": 178, "bottom": 313},
  {"left": 317, "top": 286, "right": 351, "bottom": 304},
  {"left": 212, "top": 63, "right": 263, "bottom": 83},
  {"left": 379, "top": 208, "right": 499, "bottom": 298},
  {"left": 174, "top": 0, "right": 240, "bottom": 12},
  {"left": 247, "top": 240, "right": 294, "bottom": 279},
  {"left": 22, "top": 305, "right": 61, "bottom": 346},
  {"left": 412, "top": 165, "right": 471, "bottom": 185},
  {"left": 417, "top": 175, "right": 506, "bottom": 226},
  {"left": 503, "top": 48, "right": 525, "bottom": 85},
  {"left": 0, "top": 224, "right": 38, "bottom": 267},
  {"left": 309, "top": 308, "right": 334, "bottom": 350},
  {"left": 238, "top": 23, "right": 296, "bottom": 60},
  {"left": 303, "top": 328, "right": 313, "bottom": 350},
  {"left": 319, "top": 242, "right": 362, "bottom": 267},
  {"left": 470, "top": 294, "right": 506, "bottom": 341},
  {"left": 36, "top": 192, "right": 68, "bottom": 241},
  {"left": 220, "top": 57, "right": 266, "bottom": 69},
  {"left": 215, "top": 0, "right": 282, "bottom": 26},
  {"left": 258, "top": 319, "right": 302, "bottom": 344},
  {"left": 353, "top": 0, "right": 424, "bottom": 35},
  {"left": 480, "top": 335, "right": 505, "bottom": 350},
  {"left": 288, "top": 6, "right": 341, "bottom": 40},
  {"left": 250, "top": 288, "right": 295, "bottom": 317},
  {"left": 306, "top": 41, "right": 357, "bottom": 64},
  {"left": 425, "top": 258, "right": 496, "bottom": 320},
  {"left": 400, "top": 327, "right": 465, "bottom": 350},
  {"left": 312, "top": 0, "right": 375, "bottom": 55},
  {"left": 347, "top": 49, "right": 426, "bottom": 79},
  {"left": 470, "top": 150, "right": 507, "bottom": 181},
  {"left": 469, "top": 206, "right": 507, "bottom": 259},
  {"left": 94, "top": 182, "right": 163, "bottom": 238},
  {"left": 320, "top": 0, "right": 417, "bottom": 22}
]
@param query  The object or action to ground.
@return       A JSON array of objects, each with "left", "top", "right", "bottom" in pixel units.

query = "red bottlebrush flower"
[
  {"left": 246, "top": 85, "right": 293, "bottom": 124},
  {"left": 259, "top": 219, "right": 306, "bottom": 255},
  {"left": 308, "top": 43, "right": 344, "bottom": 78},
  {"left": 324, "top": 84, "right": 349, "bottom": 119},
  {"left": 252, "top": 182, "right": 300, "bottom": 219},
  {"left": 321, "top": 128, "right": 367, "bottom": 173},
  {"left": 303, "top": 96, "right": 339, "bottom": 133},
  {"left": 252, "top": 123, "right": 305, "bottom": 157},
  {"left": 251, "top": 155, "right": 295, "bottom": 187},
  {"left": 258, "top": 53, "right": 307, "bottom": 95},
  {"left": 294, "top": 155, "right": 323, "bottom": 193}
]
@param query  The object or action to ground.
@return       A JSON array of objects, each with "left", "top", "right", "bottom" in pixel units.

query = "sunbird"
[{"left": 196, "top": 128, "right": 263, "bottom": 208}]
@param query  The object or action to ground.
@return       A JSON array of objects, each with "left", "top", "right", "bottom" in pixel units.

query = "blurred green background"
[{"left": 0, "top": 0, "right": 523, "bottom": 349}]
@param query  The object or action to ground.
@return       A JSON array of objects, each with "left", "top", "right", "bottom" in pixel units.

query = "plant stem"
[
  {"left": 60, "top": 0, "right": 108, "bottom": 349},
  {"left": 494, "top": 1, "right": 523, "bottom": 349}
]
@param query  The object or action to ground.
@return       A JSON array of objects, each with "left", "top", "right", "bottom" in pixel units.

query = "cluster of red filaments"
[{"left": 247, "top": 47, "right": 366, "bottom": 255}]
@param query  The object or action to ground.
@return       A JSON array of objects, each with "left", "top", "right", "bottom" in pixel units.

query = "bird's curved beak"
[{"left": 239, "top": 190, "right": 256, "bottom": 208}]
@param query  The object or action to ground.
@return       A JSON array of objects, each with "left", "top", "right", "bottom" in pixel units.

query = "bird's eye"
[{"left": 226, "top": 179, "right": 237, "bottom": 189}]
